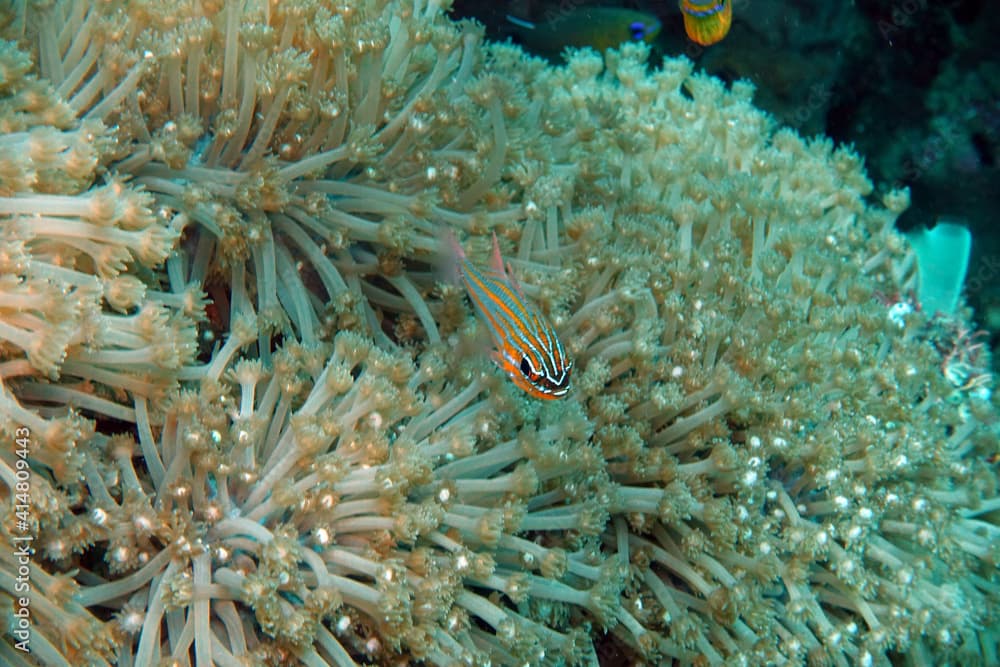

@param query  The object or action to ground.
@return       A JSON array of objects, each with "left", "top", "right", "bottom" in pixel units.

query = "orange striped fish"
[
  {"left": 449, "top": 233, "right": 572, "bottom": 400},
  {"left": 680, "top": 0, "right": 732, "bottom": 46}
]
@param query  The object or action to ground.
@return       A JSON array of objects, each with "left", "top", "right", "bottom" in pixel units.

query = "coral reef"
[{"left": 0, "top": 1, "right": 997, "bottom": 666}]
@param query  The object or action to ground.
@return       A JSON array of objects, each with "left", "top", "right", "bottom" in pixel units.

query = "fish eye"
[
  {"left": 629, "top": 21, "right": 646, "bottom": 40},
  {"left": 519, "top": 357, "right": 538, "bottom": 379}
]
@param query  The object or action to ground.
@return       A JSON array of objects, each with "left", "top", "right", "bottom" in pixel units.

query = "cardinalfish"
[
  {"left": 679, "top": 0, "right": 732, "bottom": 46},
  {"left": 505, "top": 7, "right": 661, "bottom": 57},
  {"left": 447, "top": 233, "right": 572, "bottom": 400}
]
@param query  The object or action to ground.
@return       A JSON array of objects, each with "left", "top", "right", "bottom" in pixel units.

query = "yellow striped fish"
[
  {"left": 449, "top": 233, "right": 572, "bottom": 400},
  {"left": 680, "top": 0, "right": 732, "bottom": 46}
]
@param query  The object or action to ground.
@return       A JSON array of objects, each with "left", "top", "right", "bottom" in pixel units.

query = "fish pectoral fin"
[{"left": 490, "top": 350, "right": 519, "bottom": 382}]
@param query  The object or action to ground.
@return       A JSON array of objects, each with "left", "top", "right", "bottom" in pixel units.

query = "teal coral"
[{"left": 0, "top": 0, "right": 997, "bottom": 665}]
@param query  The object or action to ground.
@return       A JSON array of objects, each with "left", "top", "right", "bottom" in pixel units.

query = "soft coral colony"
[{"left": 0, "top": 0, "right": 997, "bottom": 665}]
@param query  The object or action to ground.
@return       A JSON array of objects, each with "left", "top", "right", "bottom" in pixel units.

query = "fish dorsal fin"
[
  {"left": 489, "top": 231, "right": 507, "bottom": 275},
  {"left": 490, "top": 232, "right": 529, "bottom": 300},
  {"left": 506, "top": 261, "right": 528, "bottom": 300}
]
